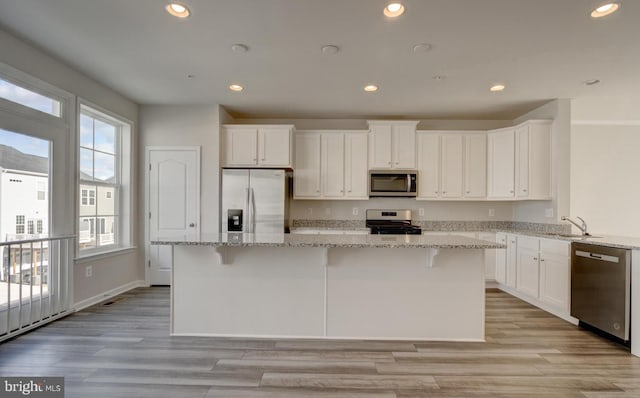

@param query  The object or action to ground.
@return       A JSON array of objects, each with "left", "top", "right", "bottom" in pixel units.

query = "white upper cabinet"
[
  {"left": 441, "top": 134, "right": 464, "bottom": 198},
  {"left": 294, "top": 130, "right": 368, "bottom": 200},
  {"left": 223, "top": 125, "right": 293, "bottom": 167},
  {"left": 487, "top": 127, "right": 516, "bottom": 198},
  {"left": 488, "top": 120, "right": 551, "bottom": 200},
  {"left": 417, "top": 133, "right": 440, "bottom": 198},
  {"left": 344, "top": 133, "right": 369, "bottom": 199},
  {"left": 293, "top": 132, "right": 321, "bottom": 198},
  {"left": 322, "top": 133, "right": 346, "bottom": 198},
  {"left": 368, "top": 121, "right": 418, "bottom": 169},
  {"left": 464, "top": 134, "right": 487, "bottom": 197},
  {"left": 517, "top": 120, "right": 552, "bottom": 199},
  {"left": 417, "top": 131, "right": 486, "bottom": 200}
]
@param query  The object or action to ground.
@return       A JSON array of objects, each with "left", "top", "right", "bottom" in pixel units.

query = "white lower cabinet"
[
  {"left": 538, "top": 238, "right": 570, "bottom": 312},
  {"left": 516, "top": 236, "right": 540, "bottom": 298},
  {"left": 495, "top": 233, "right": 572, "bottom": 321}
]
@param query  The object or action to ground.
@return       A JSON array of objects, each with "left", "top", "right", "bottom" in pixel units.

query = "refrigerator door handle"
[
  {"left": 243, "top": 187, "right": 250, "bottom": 232},
  {"left": 249, "top": 187, "right": 256, "bottom": 233}
]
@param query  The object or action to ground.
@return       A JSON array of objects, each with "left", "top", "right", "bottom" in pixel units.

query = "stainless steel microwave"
[{"left": 369, "top": 170, "right": 418, "bottom": 197}]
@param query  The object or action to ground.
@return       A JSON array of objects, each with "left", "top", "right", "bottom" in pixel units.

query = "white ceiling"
[{"left": 0, "top": 0, "right": 638, "bottom": 120}]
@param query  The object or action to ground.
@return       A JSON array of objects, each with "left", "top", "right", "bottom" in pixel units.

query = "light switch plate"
[
  {"left": 489, "top": 208, "right": 495, "bottom": 217},
  {"left": 352, "top": 207, "right": 359, "bottom": 216},
  {"left": 418, "top": 208, "right": 425, "bottom": 217},
  {"left": 545, "top": 208, "right": 554, "bottom": 218}
]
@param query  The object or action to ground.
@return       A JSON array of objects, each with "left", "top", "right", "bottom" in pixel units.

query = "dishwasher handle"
[{"left": 575, "top": 250, "right": 619, "bottom": 263}]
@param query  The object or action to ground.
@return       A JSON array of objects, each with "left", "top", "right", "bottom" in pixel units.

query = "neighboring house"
[
  {"left": 0, "top": 144, "right": 49, "bottom": 283},
  {"left": 79, "top": 170, "right": 116, "bottom": 249}
]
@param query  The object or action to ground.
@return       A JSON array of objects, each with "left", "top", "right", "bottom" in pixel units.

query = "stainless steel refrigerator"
[{"left": 221, "top": 169, "right": 290, "bottom": 233}]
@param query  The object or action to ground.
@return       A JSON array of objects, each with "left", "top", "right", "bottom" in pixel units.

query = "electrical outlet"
[
  {"left": 545, "top": 208, "right": 554, "bottom": 218},
  {"left": 324, "top": 208, "right": 331, "bottom": 216},
  {"left": 352, "top": 207, "right": 359, "bottom": 216},
  {"left": 418, "top": 208, "right": 425, "bottom": 217},
  {"left": 489, "top": 208, "right": 495, "bottom": 217},
  {"left": 307, "top": 208, "right": 313, "bottom": 216},
  {"left": 85, "top": 265, "right": 93, "bottom": 278}
]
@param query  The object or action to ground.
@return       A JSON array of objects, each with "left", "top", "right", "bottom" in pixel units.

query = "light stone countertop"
[
  {"left": 289, "top": 227, "right": 640, "bottom": 250},
  {"left": 152, "top": 233, "right": 504, "bottom": 249}
]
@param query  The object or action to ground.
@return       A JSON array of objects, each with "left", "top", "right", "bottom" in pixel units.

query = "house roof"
[{"left": 0, "top": 144, "right": 48, "bottom": 174}]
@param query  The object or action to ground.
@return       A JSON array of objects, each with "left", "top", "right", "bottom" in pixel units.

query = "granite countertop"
[
  {"left": 491, "top": 231, "right": 640, "bottom": 250},
  {"left": 152, "top": 233, "right": 504, "bottom": 249}
]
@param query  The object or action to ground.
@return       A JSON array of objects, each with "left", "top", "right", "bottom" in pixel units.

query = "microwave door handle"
[{"left": 407, "top": 174, "right": 411, "bottom": 192}]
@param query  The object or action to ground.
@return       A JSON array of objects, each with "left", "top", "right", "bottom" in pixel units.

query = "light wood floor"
[{"left": 1, "top": 287, "right": 639, "bottom": 398}]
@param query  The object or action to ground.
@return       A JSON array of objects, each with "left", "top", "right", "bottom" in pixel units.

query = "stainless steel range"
[{"left": 365, "top": 209, "right": 422, "bottom": 235}]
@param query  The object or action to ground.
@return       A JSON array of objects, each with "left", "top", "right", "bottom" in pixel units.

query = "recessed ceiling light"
[
  {"left": 412, "top": 43, "right": 432, "bottom": 53},
  {"left": 490, "top": 84, "right": 506, "bottom": 92},
  {"left": 591, "top": 2, "right": 619, "bottom": 18},
  {"left": 583, "top": 79, "right": 601, "bottom": 86},
  {"left": 321, "top": 45, "right": 340, "bottom": 55},
  {"left": 229, "top": 84, "right": 244, "bottom": 92},
  {"left": 231, "top": 44, "right": 249, "bottom": 53},
  {"left": 364, "top": 84, "right": 379, "bottom": 92},
  {"left": 384, "top": 3, "right": 405, "bottom": 17},
  {"left": 166, "top": 3, "right": 190, "bottom": 18}
]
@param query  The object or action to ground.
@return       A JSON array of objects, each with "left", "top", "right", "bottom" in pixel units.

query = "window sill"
[{"left": 75, "top": 246, "right": 137, "bottom": 264}]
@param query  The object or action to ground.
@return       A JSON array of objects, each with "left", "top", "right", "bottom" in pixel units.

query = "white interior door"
[{"left": 147, "top": 147, "right": 200, "bottom": 285}]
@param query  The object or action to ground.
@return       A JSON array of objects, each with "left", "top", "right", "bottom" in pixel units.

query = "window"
[
  {"left": 37, "top": 219, "right": 43, "bottom": 234},
  {"left": 16, "top": 215, "right": 25, "bottom": 234},
  {"left": 27, "top": 220, "right": 34, "bottom": 234},
  {"left": 0, "top": 77, "right": 62, "bottom": 117},
  {"left": 78, "top": 104, "right": 131, "bottom": 254},
  {"left": 80, "top": 188, "right": 96, "bottom": 206},
  {"left": 37, "top": 181, "right": 46, "bottom": 200}
]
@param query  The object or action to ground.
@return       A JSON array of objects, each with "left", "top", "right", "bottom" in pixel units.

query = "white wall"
[
  {"left": 512, "top": 99, "right": 571, "bottom": 224},
  {"left": 0, "top": 28, "right": 142, "bottom": 305},
  {"left": 570, "top": 123, "right": 640, "bottom": 237},
  {"left": 139, "top": 105, "right": 222, "bottom": 235}
]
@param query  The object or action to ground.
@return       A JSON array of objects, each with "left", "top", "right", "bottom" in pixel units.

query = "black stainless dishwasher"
[{"left": 571, "top": 242, "right": 631, "bottom": 341}]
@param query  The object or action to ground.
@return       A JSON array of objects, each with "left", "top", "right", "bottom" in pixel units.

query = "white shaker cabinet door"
[
  {"left": 294, "top": 133, "right": 321, "bottom": 198},
  {"left": 417, "top": 133, "right": 440, "bottom": 199},
  {"left": 259, "top": 127, "right": 291, "bottom": 167},
  {"left": 440, "top": 134, "right": 464, "bottom": 198},
  {"left": 464, "top": 134, "right": 487, "bottom": 198},
  {"left": 393, "top": 124, "right": 417, "bottom": 169},
  {"left": 487, "top": 128, "right": 515, "bottom": 198},
  {"left": 223, "top": 127, "right": 258, "bottom": 166},
  {"left": 495, "top": 233, "right": 507, "bottom": 284},
  {"left": 369, "top": 124, "right": 393, "bottom": 169},
  {"left": 322, "top": 133, "right": 346, "bottom": 198},
  {"left": 345, "top": 133, "right": 368, "bottom": 199}
]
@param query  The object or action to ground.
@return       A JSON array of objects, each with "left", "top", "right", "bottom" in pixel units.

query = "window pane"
[
  {"left": 97, "top": 186, "right": 116, "bottom": 216},
  {"left": 79, "top": 217, "right": 96, "bottom": 250},
  {"left": 79, "top": 184, "right": 97, "bottom": 216},
  {"left": 80, "top": 148, "right": 94, "bottom": 180},
  {"left": 98, "top": 216, "right": 115, "bottom": 246},
  {"left": 0, "top": 78, "right": 61, "bottom": 117},
  {"left": 80, "top": 114, "right": 94, "bottom": 149},
  {"left": 94, "top": 119, "right": 116, "bottom": 154},
  {"left": 0, "top": 129, "right": 50, "bottom": 243},
  {"left": 94, "top": 152, "right": 115, "bottom": 182}
]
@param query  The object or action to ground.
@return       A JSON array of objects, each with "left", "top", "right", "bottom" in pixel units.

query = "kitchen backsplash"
[{"left": 292, "top": 219, "right": 571, "bottom": 234}]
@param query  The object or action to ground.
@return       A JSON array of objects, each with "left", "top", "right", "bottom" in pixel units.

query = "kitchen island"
[{"left": 153, "top": 233, "right": 504, "bottom": 341}]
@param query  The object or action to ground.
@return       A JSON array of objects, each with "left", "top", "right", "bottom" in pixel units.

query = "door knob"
[{"left": 189, "top": 223, "right": 196, "bottom": 227}]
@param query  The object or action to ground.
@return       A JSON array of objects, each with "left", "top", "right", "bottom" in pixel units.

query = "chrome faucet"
[{"left": 561, "top": 216, "right": 590, "bottom": 236}]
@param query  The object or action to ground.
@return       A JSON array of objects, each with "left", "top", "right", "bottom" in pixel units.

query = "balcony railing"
[{"left": 1, "top": 235, "right": 74, "bottom": 342}]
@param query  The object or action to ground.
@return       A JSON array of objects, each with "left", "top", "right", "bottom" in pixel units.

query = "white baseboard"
[
  {"left": 73, "top": 279, "right": 148, "bottom": 311},
  {"left": 170, "top": 332, "right": 485, "bottom": 342}
]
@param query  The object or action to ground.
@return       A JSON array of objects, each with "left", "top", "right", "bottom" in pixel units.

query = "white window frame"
[{"left": 77, "top": 100, "right": 133, "bottom": 258}]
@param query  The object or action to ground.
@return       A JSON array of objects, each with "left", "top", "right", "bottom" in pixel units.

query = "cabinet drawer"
[{"left": 540, "top": 238, "right": 570, "bottom": 256}]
